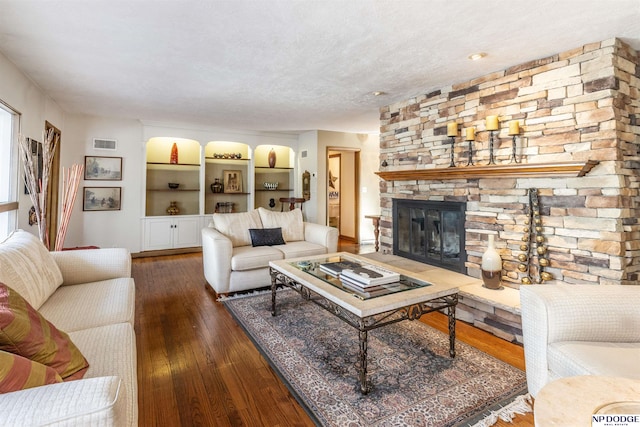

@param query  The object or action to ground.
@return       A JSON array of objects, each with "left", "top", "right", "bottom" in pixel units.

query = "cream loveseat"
[
  {"left": 202, "top": 207, "right": 338, "bottom": 295},
  {"left": 520, "top": 284, "right": 640, "bottom": 398},
  {"left": 0, "top": 230, "right": 137, "bottom": 426}
]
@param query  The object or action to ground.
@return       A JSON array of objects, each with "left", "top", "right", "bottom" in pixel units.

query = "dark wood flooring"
[{"left": 133, "top": 246, "right": 534, "bottom": 426}]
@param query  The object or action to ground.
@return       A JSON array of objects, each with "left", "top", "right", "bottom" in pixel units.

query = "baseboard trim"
[{"left": 132, "top": 247, "right": 202, "bottom": 258}]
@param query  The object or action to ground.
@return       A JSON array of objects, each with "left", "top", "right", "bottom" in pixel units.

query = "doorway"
[
  {"left": 327, "top": 148, "right": 360, "bottom": 243},
  {"left": 45, "top": 121, "right": 61, "bottom": 249}
]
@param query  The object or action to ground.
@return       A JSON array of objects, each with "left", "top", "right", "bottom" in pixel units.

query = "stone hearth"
[{"left": 363, "top": 252, "right": 522, "bottom": 344}]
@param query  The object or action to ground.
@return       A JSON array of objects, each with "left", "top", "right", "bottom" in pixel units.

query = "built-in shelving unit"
[
  {"left": 143, "top": 137, "right": 203, "bottom": 251},
  {"left": 145, "top": 139, "right": 201, "bottom": 217},
  {"left": 375, "top": 160, "right": 599, "bottom": 181},
  {"left": 204, "top": 141, "right": 251, "bottom": 214},
  {"left": 253, "top": 146, "right": 294, "bottom": 211},
  {"left": 141, "top": 137, "right": 298, "bottom": 251}
]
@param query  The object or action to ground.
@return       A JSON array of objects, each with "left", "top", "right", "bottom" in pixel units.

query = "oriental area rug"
[{"left": 224, "top": 290, "right": 531, "bottom": 427}]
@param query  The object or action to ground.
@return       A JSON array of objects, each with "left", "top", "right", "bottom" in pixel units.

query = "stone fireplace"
[
  {"left": 393, "top": 199, "right": 466, "bottom": 273},
  {"left": 376, "top": 38, "right": 640, "bottom": 290}
]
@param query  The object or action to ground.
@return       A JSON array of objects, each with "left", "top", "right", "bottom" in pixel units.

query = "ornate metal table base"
[{"left": 270, "top": 267, "right": 458, "bottom": 394}]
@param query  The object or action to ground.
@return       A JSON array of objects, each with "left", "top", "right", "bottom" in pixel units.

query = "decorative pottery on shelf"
[
  {"left": 170, "top": 142, "right": 179, "bottom": 164},
  {"left": 210, "top": 178, "right": 223, "bottom": 193},
  {"left": 268, "top": 148, "right": 276, "bottom": 168},
  {"left": 215, "top": 202, "right": 234, "bottom": 213},
  {"left": 269, "top": 198, "right": 276, "bottom": 209},
  {"left": 166, "top": 201, "right": 180, "bottom": 215},
  {"left": 481, "top": 234, "right": 502, "bottom": 290},
  {"left": 168, "top": 182, "right": 179, "bottom": 189},
  {"left": 263, "top": 182, "right": 279, "bottom": 190}
]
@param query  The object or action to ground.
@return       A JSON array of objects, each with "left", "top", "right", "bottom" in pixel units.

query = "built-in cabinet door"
[
  {"left": 144, "top": 217, "right": 173, "bottom": 250},
  {"left": 172, "top": 216, "right": 201, "bottom": 248},
  {"left": 143, "top": 216, "right": 201, "bottom": 251}
]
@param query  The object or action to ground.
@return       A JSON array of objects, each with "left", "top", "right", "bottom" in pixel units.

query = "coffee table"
[{"left": 269, "top": 252, "right": 459, "bottom": 394}]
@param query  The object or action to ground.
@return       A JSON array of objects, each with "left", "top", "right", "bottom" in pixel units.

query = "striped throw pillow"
[
  {"left": 0, "top": 349, "right": 62, "bottom": 392},
  {"left": 0, "top": 283, "right": 89, "bottom": 380}
]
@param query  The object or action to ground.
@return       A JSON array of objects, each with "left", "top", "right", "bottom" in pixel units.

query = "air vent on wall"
[{"left": 93, "top": 138, "right": 117, "bottom": 150}]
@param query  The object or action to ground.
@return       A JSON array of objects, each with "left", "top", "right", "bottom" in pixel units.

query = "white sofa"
[
  {"left": 202, "top": 207, "right": 338, "bottom": 295},
  {"left": 520, "top": 284, "right": 640, "bottom": 398},
  {"left": 0, "top": 230, "right": 137, "bottom": 426}
]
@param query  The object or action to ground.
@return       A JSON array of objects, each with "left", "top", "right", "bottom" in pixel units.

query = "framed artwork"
[
  {"left": 84, "top": 156, "right": 122, "bottom": 180},
  {"left": 83, "top": 187, "right": 122, "bottom": 211},
  {"left": 223, "top": 170, "right": 243, "bottom": 193},
  {"left": 302, "top": 170, "right": 311, "bottom": 201}
]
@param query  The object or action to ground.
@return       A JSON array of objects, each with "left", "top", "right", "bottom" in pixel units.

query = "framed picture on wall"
[
  {"left": 223, "top": 170, "right": 243, "bottom": 193},
  {"left": 84, "top": 156, "right": 122, "bottom": 180},
  {"left": 83, "top": 187, "right": 122, "bottom": 211}
]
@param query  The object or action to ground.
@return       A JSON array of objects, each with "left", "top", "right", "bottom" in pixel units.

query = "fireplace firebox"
[{"left": 393, "top": 199, "right": 466, "bottom": 273}]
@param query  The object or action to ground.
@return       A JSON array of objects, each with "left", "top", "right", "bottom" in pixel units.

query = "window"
[{"left": 0, "top": 101, "right": 20, "bottom": 240}]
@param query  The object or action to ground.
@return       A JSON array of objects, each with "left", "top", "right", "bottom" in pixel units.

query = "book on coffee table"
[
  {"left": 339, "top": 263, "right": 400, "bottom": 286},
  {"left": 338, "top": 273, "right": 398, "bottom": 289},
  {"left": 339, "top": 276, "right": 404, "bottom": 297},
  {"left": 319, "top": 260, "right": 364, "bottom": 278}
]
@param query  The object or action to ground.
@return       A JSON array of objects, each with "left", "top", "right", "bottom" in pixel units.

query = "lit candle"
[
  {"left": 486, "top": 115, "right": 499, "bottom": 131},
  {"left": 509, "top": 121, "right": 520, "bottom": 135},
  {"left": 447, "top": 122, "right": 458, "bottom": 137},
  {"left": 465, "top": 127, "right": 476, "bottom": 141}
]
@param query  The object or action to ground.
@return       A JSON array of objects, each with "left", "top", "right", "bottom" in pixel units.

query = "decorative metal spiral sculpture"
[{"left": 519, "top": 188, "right": 553, "bottom": 284}]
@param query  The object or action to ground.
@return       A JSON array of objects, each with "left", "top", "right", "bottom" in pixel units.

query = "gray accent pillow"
[{"left": 249, "top": 228, "right": 286, "bottom": 247}]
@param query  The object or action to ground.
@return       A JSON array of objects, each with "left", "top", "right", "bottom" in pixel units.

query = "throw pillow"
[
  {"left": 212, "top": 209, "right": 263, "bottom": 247},
  {"left": 249, "top": 228, "right": 286, "bottom": 247},
  {"left": 257, "top": 207, "right": 304, "bottom": 242},
  {"left": 0, "top": 230, "right": 63, "bottom": 310},
  {"left": 0, "top": 282, "right": 89, "bottom": 380},
  {"left": 0, "top": 349, "right": 62, "bottom": 393}
]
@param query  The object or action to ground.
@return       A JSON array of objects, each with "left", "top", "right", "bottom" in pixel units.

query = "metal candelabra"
[
  {"left": 467, "top": 139, "right": 474, "bottom": 166},
  {"left": 448, "top": 136, "right": 455, "bottom": 167},
  {"left": 488, "top": 130, "right": 496, "bottom": 165}
]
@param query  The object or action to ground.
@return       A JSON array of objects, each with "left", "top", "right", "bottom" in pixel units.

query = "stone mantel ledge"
[{"left": 376, "top": 160, "right": 599, "bottom": 181}]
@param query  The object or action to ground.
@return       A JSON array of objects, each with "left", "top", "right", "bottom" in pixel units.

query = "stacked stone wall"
[{"left": 379, "top": 38, "right": 640, "bottom": 288}]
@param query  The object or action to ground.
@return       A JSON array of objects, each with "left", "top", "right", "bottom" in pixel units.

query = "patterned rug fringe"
[
  {"left": 470, "top": 393, "right": 532, "bottom": 427},
  {"left": 216, "top": 288, "right": 273, "bottom": 302}
]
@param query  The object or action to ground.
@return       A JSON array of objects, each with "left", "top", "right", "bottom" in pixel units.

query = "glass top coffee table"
[{"left": 269, "top": 252, "right": 459, "bottom": 394}]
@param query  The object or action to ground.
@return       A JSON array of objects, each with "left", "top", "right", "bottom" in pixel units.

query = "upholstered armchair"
[{"left": 520, "top": 284, "right": 640, "bottom": 398}]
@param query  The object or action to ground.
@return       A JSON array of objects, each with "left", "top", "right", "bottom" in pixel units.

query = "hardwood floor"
[{"left": 133, "top": 250, "right": 534, "bottom": 426}]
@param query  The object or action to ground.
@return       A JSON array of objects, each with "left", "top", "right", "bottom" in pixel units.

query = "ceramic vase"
[
  {"left": 170, "top": 142, "right": 179, "bottom": 164},
  {"left": 481, "top": 234, "right": 502, "bottom": 289},
  {"left": 268, "top": 148, "right": 276, "bottom": 168},
  {"left": 210, "top": 178, "right": 223, "bottom": 193},
  {"left": 166, "top": 201, "right": 180, "bottom": 215}
]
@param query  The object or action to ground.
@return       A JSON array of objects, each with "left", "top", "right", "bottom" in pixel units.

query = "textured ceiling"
[{"left": 0, "top": 0, "right": 638, "bottom": 134}]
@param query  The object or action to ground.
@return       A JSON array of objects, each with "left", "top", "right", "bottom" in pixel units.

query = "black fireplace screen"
[{"left": 393, "top": 199, "right": 466, "bottom": 273}]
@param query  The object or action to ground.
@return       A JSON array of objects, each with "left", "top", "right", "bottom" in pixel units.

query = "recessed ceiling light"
[
  {"left": 468, "top": 52, "right": 487, "bottom": 61},
  {"left": 373, "top": 91, "right": 386, "bottom": 96}
]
